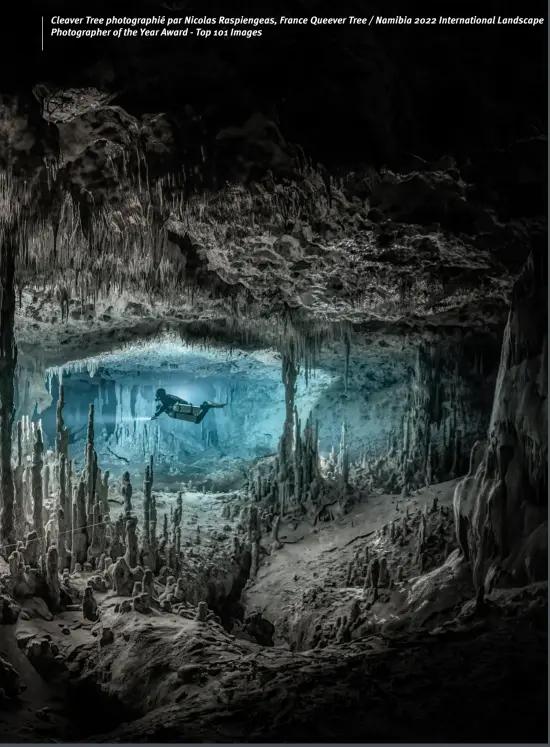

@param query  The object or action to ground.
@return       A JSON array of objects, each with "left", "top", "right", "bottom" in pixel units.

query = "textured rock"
[{"left": 454, "top": 248, "right": 547, "bottom": 588}]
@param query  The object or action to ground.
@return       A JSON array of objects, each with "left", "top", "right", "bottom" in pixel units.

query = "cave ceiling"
[{"left": 0, "top": 0, "right": 546, "bottom": 367}]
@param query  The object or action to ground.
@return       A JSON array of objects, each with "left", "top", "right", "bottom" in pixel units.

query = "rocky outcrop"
[
  {"left": 83, "top": 584, "right": 547, "bottom": 743},
  {"left": 454, "top": 247, "right": 547, "bottom": 589}
]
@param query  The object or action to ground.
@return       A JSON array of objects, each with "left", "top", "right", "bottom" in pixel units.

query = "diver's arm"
[{"left": 151, "top": 404, "right": 167, "bottom": 420}]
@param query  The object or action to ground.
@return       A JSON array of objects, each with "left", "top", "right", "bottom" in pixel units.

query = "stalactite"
[{"left": 344, "top": 332, "right": 351, "bottom": 395}]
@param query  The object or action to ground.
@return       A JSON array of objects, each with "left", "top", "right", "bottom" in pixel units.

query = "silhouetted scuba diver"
[{"left": 151, "top": 388, "right": 226, "bottom": 425}]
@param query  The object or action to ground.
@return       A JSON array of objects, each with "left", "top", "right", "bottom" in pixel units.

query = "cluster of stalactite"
[
  {"left": 0, "top": 150, "right": 338, "bottom": 325},
  {"left": 174, "top": 316, "right": 352, "bottom": 388}
]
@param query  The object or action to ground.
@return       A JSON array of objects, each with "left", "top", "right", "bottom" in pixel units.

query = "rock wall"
[
  {"left": 402, "top": 338, "right": 499, "bottom": 486},
  {"left": 454, "top": 248, "right": 547, "bottom": 589},
  {"left": 312, "top": 335, "right": 499, "bottom": 491}
]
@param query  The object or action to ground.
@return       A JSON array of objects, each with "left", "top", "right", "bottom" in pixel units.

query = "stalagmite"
[
  {"left": 82, "top": 586, "right": 99, "bottom": 621},
  {"left": 196, "top": 601, "right": 208, "bottom": 622},
  {"left": 142, "top": 568, "right": 154, "bottom": 603},
  {"left": 278, "top": 350, "right": 298, "bottom": 506},
  {"left": 70, "top": 502, "right": 78, "bottom": 571},
  {"left": 66, "top": 460, "right": 73, "bottom": 549},
  {"left": 378, "top": 556, "right": 388, "bottom": 587},
  {"left": 100, "top": 471, "right": 110, "bottom": 517},
  {"left": 56, "top": 384, "right": 69, "bottom": 460},
  {"left": 59, "top": 453, "right": 67, "bottom": 523},
  {"left": 337, "top": 421, "right": 350, "bottom": 491},
  {"left": 293, "top": 408, "right": 303, "bottom": 503},
  {"left": 113, "top": 554, "right": 134, "bottom": 597},
  {"left": 150, "top": 494, "right": 158, "bottom": 571},
  {"left": 23, "top": 530, "right": 40, "bottom": 568},
  {"left": 125, "top": 517, "right": 138, "bottom": 568},
  {"left": 0, "top": 236, "right": 16, "bottom": 555},
  {"left": 175, "top": 527, "right": 182, "bottom": 576},
  {"left": 85, "top": 404, "right": 96, "bottom": 518},
  {"left": 248, "top": 505, "right": 261, "bottom": 578},
  {"left": 31, "top": 428, "right": 44, "bottom": 561},
  {"left": 122, "top": 471, "right": 133, "bottom": 518},
  {"left": 71, "top": 480, "right": 88, "bottom": 569},
  {"left": 42, "top": 463, "right": 50, "bottom": 513},
  {"left": 46, "top": 545, "right": 61, "bottom": 611},
  {"left": 13, "top": 420, "right": 24, "bottom": 538},
  {"left": 88, "top": 496, "right": 104, "bottom": 565},
  {"left": 344, "top": 333, "right": 351, "bottom": 394},
  {"left": 57, "top": 507, "right": 68, "bottom": 570},
  {"left": 271, "top": 514, "right": 282, "bottom": 551},
  {"left": 416, "top": 513, "right": 426, "bottom": 569},
  {"left": 143, "top": 462, "right": 152, "bottom": 544},
  {"left": 425, "top": 442, "right": 433, "bottom": 486}
]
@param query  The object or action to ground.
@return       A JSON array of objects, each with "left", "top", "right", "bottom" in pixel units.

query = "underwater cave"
[
  {"left": 0, "top": 7, "right": 547, "bottom": 744},
  {"left": 30, "top": 341, "right": 335, "bottom": 489}
]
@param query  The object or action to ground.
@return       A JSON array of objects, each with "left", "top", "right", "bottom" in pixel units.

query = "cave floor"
[
  {"left": 246, "top": 478, "right": 460, "bottom": 643},
  {"left": 0, "top": 478, "right": 546, "bottom": 743}
]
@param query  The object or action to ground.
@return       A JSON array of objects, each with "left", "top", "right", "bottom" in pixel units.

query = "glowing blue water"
[{"left": 40, "top": 341, "right": 335, "bottom": 482}]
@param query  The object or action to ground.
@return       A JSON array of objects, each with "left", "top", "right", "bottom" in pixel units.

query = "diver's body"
[
  {"left": 151, "top": 389, "right": 189, "bottom": 420},
  {"left": 152, "top": 388, "right": 226, "bottom": 421}
]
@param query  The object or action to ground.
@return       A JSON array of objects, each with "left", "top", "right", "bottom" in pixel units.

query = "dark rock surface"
[{"left": 84, "top": 585, "right": 547, "bottom": 744}]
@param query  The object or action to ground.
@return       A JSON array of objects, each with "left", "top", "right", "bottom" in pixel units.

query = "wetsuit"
[{"left": 152, "top": 393, "right": 188, "bottom": 419}]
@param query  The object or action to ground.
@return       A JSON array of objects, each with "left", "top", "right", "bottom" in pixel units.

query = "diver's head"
[{"left": 155, "top": 388, "right": 166, "bottom": 402}]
